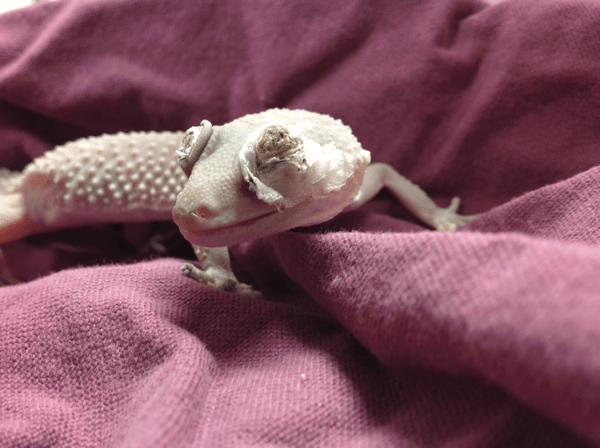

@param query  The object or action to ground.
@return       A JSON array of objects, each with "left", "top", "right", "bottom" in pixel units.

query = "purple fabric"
[{"left": 1, "top": 0, "right": 600, "bottom": 446}]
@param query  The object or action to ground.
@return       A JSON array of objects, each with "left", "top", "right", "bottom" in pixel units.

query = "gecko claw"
[{"left": 433, "top": 197, "right": 478, "bottom": 231}]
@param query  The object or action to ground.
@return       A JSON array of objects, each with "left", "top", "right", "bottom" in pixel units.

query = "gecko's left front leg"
[{"left": 345, "top": 163, "right": 478, "bottom": 231}]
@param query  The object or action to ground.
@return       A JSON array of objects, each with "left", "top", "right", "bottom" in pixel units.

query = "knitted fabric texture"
[{"left": 1, "top": 0, "right": 599, "bottom": 446}]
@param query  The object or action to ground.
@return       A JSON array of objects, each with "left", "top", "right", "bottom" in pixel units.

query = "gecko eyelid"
[{"left": 178, "top": 120, "right": 213, "bottom": 177}]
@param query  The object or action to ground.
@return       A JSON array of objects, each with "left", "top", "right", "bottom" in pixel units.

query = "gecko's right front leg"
[{"left": 181, "top": 245, "right": 263, "bottom": 300}]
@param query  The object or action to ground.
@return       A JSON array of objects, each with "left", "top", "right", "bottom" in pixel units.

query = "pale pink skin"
[
  {"left": 172, "top": 109, "right": 371, "bottom": 247},
  {"left": 0, "top": 130, "right": 185, "bottom": 244},
  {"left": 173, "top": 109, "right": 476, "bottom": 248},
  {"left": 0, "top": 108, "right": 476, "bottom": 292}
]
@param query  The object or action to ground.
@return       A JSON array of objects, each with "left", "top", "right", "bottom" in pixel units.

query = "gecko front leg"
[
  {"left": 345, "top": 163, "right": 477, "bottom": 231},
  {"left": 181, "top": 245, "right": 263, "bottom": 299}
]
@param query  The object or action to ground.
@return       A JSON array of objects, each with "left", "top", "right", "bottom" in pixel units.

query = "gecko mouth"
[
  {"left": 175, "top": 209, "right": 282, "bottom": 247},
  {"left": 175, "top": 192, "right": 351, "bottom": 248}
]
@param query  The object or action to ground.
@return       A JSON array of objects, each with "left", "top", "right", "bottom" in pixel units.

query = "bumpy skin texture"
[
  {"left": 22, "top": 131, "right": 186, "bottom": 224},
  {"left": 0, "top": 131, "right": 185, "bottom": 243},
  {"left": 0, "top": 108, "right": 475, "bottom": 295}
]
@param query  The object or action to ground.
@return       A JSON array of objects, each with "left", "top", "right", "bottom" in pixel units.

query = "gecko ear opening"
[{"left": 177, "top": 120, "right": 213, "bottom": 177}]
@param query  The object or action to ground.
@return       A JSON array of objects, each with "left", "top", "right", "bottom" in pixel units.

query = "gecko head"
[{"left": 172, "top": 111, "right": 370, "bottom": 247}]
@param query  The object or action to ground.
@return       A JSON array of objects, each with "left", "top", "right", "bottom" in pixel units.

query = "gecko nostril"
[
  {"left": 173, "top": 202, "right": 216, "bottom": 223},
  {"left": 192, "top": 206, "right": 215, "bottom": 220}
]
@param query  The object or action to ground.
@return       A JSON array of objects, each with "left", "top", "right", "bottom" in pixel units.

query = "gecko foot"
[
  {"left": 181, "top": 262, "right": 263, "bottom": 300},
  {"left": 432, "top": 197, "right": 478, "bottom": 231},
  {"left": 181, "top": 262, "right": 218, "bottom": 285}
]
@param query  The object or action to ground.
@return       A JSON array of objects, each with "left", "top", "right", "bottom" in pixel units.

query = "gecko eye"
[
  {"left": 238, "top": 122, "right": 309, "bottom": 209},
  {"left": 176, "top": 120, "right": 213, "bottom": 177},
  {"left": 254, "top": 124, "right": 302, "bottom": 171},
  {"left": 237, "top": 116, "right": 370, "bottom": 211}
]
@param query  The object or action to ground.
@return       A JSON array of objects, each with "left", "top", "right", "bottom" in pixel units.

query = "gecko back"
[{"left": 0, "top": 131, "right": 185, "bottom": 243}]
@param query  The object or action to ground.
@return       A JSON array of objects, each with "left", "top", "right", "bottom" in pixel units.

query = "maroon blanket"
[{"left": 1, "top": 0, "right": 600, "bottom": 446}]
